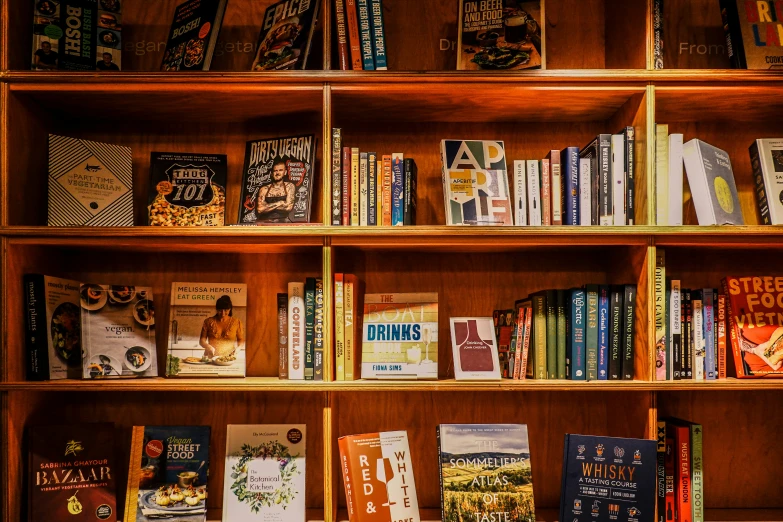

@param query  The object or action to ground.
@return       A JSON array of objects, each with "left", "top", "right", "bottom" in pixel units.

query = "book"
[
  {"left": 403, "top": 158, "right": 418, "bottom": 226},
  {"left": 351, "top": 148, "right": 360, "bottom": 225},
  {"left": 496, "top": 310, "right": 514, "bottom": 378},
  {"left": 531, "top": 293, "right": 547, "bottom": 379},
  {"left": 665, "top": 280, "right": 672, "bottom": 380},
  {"left": 717, "top": 293, "right": 727, "bottom": 379},
  {"left": 357, "top": 0, "right": 374, "bottom": 70},
  {"left": 252, "top": 0, "right": 321, "bottom": 70},
  {"left": 749, "top": 138, "right": 783, "bottom": 224},
  {"left": 609, "top": 287, "right": 623, "bottom": 380},
  {"left": 288, "top": 282, "right": 305, "bottom": 380},
  {"left": 440, "top": 140, "right": 513, "bottom": 226},
  {"left": 392, "top": 153, "right": 404, "bottom": 226},
  {"left": 342, "top": 147, "right": 352, "bottom": 225},
  {"left": 238, "top": 135, "right": 317, "bottom": 224},
  {"left": 369, "top": 0, "right": 388, "bottom": 70},
  {"left": 360, "top": 153, "right": 369, "bottom": 226},
  {"left": 278, "top": 293, "right": 288, "bottom": 379},
  {"left": 545, "top": 290, "right": 557, "bottom": 378},
  {"left": 437, "top": 424, "right": 535, "bottom": 522},
  {"left": 125, "top": 426, "right": 210, "bottom": 522},
  {"left": 559, "top": 434, "right": 656, "bottom": 522},
  {"left": 362, "top": 293, "right": 438, "bottom": 379},
  {"left": 160, "top": 0, "right": 227, "bottom": 71},
  {"left": 382, "top": 155, "right": 392, "bottom": 226},
  {"left": 556, "top": 290, "right": 567, "bottom": 379},
  {"left": 148, "top": 152, "right": 227, "bottom": 226},
  {"left": 32, "top": 0, "right": 122, "bottom": 71},
  {"left": 611, "top": 134, "right": 626, "bottom": 226},
  {"left": 598, "top": 285, "right": 610, "bottom": 380},
  {"left": 335, "top": 274, "right": 346, "bottom": 380},
  {"left": 332, "top": 129, "right": 342, "bottom": 225},
  {"left": 585, "top": 285, "right": 599, "bottom": 381},
  {"left": 335, "top": 0, "right": 350, "bottom": 70},
  {"left": 670, "top": 280, "right": 682, "bottom": 380},
  {"left": 541, "top": 157, "right": 551, "bottom": 226},
  {"left": 513, "top": 160, "right": 528, "bottom": 225},
  {"left": 28, "top": 423, "right": 117, "bottom": 522},
  {"left": 222, "top": 425, "right": 306, "bottom": 521},
  {"left": 682, "top": 139, "right": 744, "bottom": 225},
  {"left": 621, "top": 126, "right": 636, "bottom": 225},
  {"left": 526, "top": 160, "right": 542, "bottom": 226},
  {"left": 683, "top": 289, "right": 692, "bottom": 379},
  {"left": 345, "top": 0, "right": 363, "bottom": 70},
  {"left": 24, "top": 275, "right": 82, "bottom": 380},
  {"left": 655, "top": 250, "right": 667, "bottom": 380},
  {"left": 722, "top": 275, "right": 783, "bottom": 377},
  {"left": 653, "top": 0, "right": 664, "bottom": 69},
  {"left": 457, "top": 0, "right": 544, "bottom": 70},
  {"left": 596, "top": 135, "right": 613, "bottom": 226},
  {"left": 81, "top": 284, "right": 157, "bottom": 379},
  {"left": 668, "top": 133, "right": 684, "bottom": 226},
  {"left": 703, "top": 288, "right": 716, "bottom": 380},
  {"left": 338, "top": 431, "right": 420, "bottom": 522},
  {"left": 569, "top": 288, "right": 586, "bottom": 380},
  {"left": 691, "top": 422, "right": 704, "bottom": 522},
  {"left": 377, "top": 160, "right": 384, "bottom": 224},
  {"left": 664, "top": 436, "right": 676, "bottom": 522},
  {"left": 579, "top": 136, "right": 604, "bottom": 226},
  {"left": 450, "top": 317, "right": 501, "bottom": 380},
  {"left": 48, "top": 135, "right": 132, "bottom": 226},
  {"left": 344, "top": 274, "right": 361, "bottom": 380},
  {"left": 562, "top": 147, "right": 580, "bottom": 225},
  {"left": 166, "top": 282, "right": 247, "bottom": 377},
  {"left": 656, "top": 124, "right": 669, "bottom": 225},
  {"left": 368, "top": 152, "right": 378, "bottom": 226},
  {"left": 314, "top": 278, "right": 325, "bottom": 381},
  {"left": 623, "top": 285, "right": 637, "bottom": 380},
  {"left": 667, "top": 422, "right": 692, "bottom": 522},
  {"left": 579, "top": 157, "right": 592, "bottom": 226},
  {"left": 656, "top": 420, "right": 667, "bottom": 522},
  {"left": 720, "top": 0, "right": 783, "bottom": 69},
  {"left": 550, "top": 150, "right": 563, "bottom": 226},
  {"left": 692, "top": 290, "right": 704, "bottom": 380}
]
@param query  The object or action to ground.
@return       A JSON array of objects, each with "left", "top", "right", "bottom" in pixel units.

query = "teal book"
[
  {"left": 556, "top": 290, "right": 566, "bottom": 379},
  {"left": 304, "top": 277, "right": 315, "bottom": 380},
  {"left": 569, "top": 289, "right": 586, "bottom": 380},
  {"left": 585, "top": 285, "right": 599, "bottom": 381},
  {"left": 545, "top": 290, "right": 557, "bottom": 379},
  {"left": 356, "top": 0, "right": 375, "bottom": 69}
]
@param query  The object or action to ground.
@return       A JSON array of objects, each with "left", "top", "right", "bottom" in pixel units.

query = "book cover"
[
  {"left": 556, "top": 290, "right": 567, "bottom": 379},
  {"left": 513, "top": 160, "right": 528, "bottom": 225},
  {"left": 440, "top": 140, "right": 513, "bottom": 226},
  {"left": 252, "top": 0, "right": 321, "bottom": 70},
  {"left": 148, "top": 152, "right": 227, "bottom": 226},
  {"left": 167, "top": 283, "right": 247, "bottom": 377},
  {"left": 562, "top": 147, "right": 580, "bottom": 225},
  {"left": 532, "top": 293, "right": 547, "bottom": 379},
  {"left": 335, "top": 274, "right": 346, "bottom": 380},
  {"left": 450, "top": 317, "right": 501, "bottom": 380},
  {"left": 288, "top": 282, "right": 305, "bottom": 380},
  {"left": 391, "top": 153, "right": 404, "bottom": 226},
  {"left": 382, "top": 155, "right": 392, "bottom": 226},
  {"left": 314, "top": 278, "right": 325, "bottom": 381},
  {"left": 664, "top": 437, "right": 675, "bottom": 522},
  {"left": 526, "top": 160, "right": 542, "bottom": 226},
  {"left": 332, "top": 129, "right": 342, "bottom": 224},
  {"left": 611, "top": 134, "right": 626, "bottom": 226},
  {"left": 278, "top": 293, "right": 288, "bottom": 379},
  {"left": 28, "top": 423, "right": 117, "bottom": 522},
  {"left": 404, "top": 158, "right": 418, "bottom": 226},
  {"left": 622, "top": 285, "right": 637, "bottom": 380},
  {"left": 457, "top": 0, "right": 544, "bottom": 70},
  {"left": 749, "top": 138, "right": 783, "bottom": 224},
  {"left": 667, "top": 422, "right": 692, "bottom": 522},
  {"left": 25, "top": 275, "right": 82, "bottom": 380},
  {"left": 511, "top": 306, "right": 525, "bottom": 379},
  {"left": 609, "top": 287, "right": 622, "bottom": 380},
  {"left": 32, "top": 0, "right": 122, "bottom": 71},
  {"left": 238, "top": 135, "right": 317, "bottom": 224},
  {"left": 223, "top": 425, "right": 306, "bottom": 521},
  {"left": 48, "top": 135, "right": 132, "bottom": 226},
  {"left": 335, "top": 0, "right": 350, "bottom": 70},
  {"left": 160, "top": 0, "right": 227, "bottom": 71},
  {"left": 579, "top": 157, "right": 592, "bottom": 226},
  {"left": 377, "top": 159, "right": 384, "bottom": 224},
  {"left": 345, "top": 0, "right": 363, "bottom": 69},
  {"left": 362, "top": 293, "right": 438, "bottom": 379},
  {"left": 668, "top": 133, "right": 684, "bottom": 226},
  {"left": 720, "top": 0, "right": 783, "bottom": 69},
  {"left": 655, "top": 250, "right": 667, "bottom": 380},
  {"left": 559, "top": 434, "right": 656, "bottom": 522},
  {"left": 495, "top": 310, "right": 514, "bottom": 378},
  {"left": 541, "top": 158, "right": 551, "bottom": 226},
  {"left": 656, "top": 124, "right": 669, "bottom": 225},
  {"left": 569, "top": 288, "right": 586, "bottom": 380},
  {"left": 338, "top": 431, "right": 420, "bottom": 522},
  {"left": 682, "top": 139, "right": 744, "bottom": 225},
  {"left": 438, "top": 424, "right": 535, "bottom": 522},
  {"left": 598, "top": 285, "right": 610, "bottom": 380},
  {"left": 369, "top": 0, "right": 388, "bottom": 69},
  {"left": 597, "top": 134, "right": 613, "bottom": 226},
  {"left": 585, "top": 285, "right": 599, "bottom": 381},
  {"left": 368, "top": 152, "right": 378, "bottom": 226},
  {"left": 550, "top": 150, "right": 562, "bottom": 226},
  {"left": 545, "top": 290, "right": 557, "bottom": 378},
  {"left": 357, "top": 0, "right": 375, "bottom": 69},
  {"left": 125, "top": 426, "right": 210, "bottom": 522},
  {"left": 682, "top": 289, "right": 692, "bottom": 379},
  {"left": 344, "top": 274, "right": 362, "bottom": 380},
  {"left": 665, "top": 280, "right": 672, "bottom": 380},
  {"left": 360, "top": 153, "right": 369, "bottom": 226},
  {"left": 80, "top": 284, "right": 157, "bottom": 379}
]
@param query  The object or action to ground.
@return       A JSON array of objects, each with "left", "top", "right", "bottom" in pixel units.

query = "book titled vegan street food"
[
  {"left": 252, "top": 0, "right": 321, "bottom": 70},
  {"left": 161, "top": 0, "right": 228, "bottom": 71}
]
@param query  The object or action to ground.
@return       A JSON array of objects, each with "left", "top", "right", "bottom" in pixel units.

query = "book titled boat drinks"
[
  {"left": 166, "top": 283, "right": 247, "bottom": 377},
  {"left": 450, "top": 317, "right": 502, "bottom": 380},
  {"left": 252, "top": 0, "right": 321, "bottom": 70}
]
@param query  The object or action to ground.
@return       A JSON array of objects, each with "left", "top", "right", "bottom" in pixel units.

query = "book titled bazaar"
[{"left": 361, "top": 293, "right": 438, "bottom": 379}]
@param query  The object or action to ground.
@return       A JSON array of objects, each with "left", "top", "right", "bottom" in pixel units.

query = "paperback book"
[
  {"left": 682, "top": 139, "right": 743, "bottom": 225},
  {"left": 721, "top": 0, "right": 783, "bottom": 69},
  {"left": 450, "top": 317, "right": 502, "bottom": 380},
  {"left": 160, "top": 0, "right": 228, "bottom": 71},
  {"left": 252, "top": 0, "right": 321, "bottom": 70},
  {"left": 749, "top": 138, "right": 783, "bottom": 225}
]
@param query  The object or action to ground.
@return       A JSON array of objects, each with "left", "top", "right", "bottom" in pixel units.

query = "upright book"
[
  {"left": 252, "top": 0, "right": 321, "bottom": 70},
  {"left": 720, "top": 0, "right": 783, "bottom": 69},
  {"left": 450, "top": 317, "right": 502, "bottom": 380},
  {"left": 160, "top": 0, "right": 228, "bottom": 71},
  {"left": 749, "top": 138, "right": 783, "bottom": 224},
  {"left": 682, "top": 139, "right": 743, "bottom": 225}
]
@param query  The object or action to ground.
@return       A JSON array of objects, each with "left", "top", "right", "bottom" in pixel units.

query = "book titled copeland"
[{"left": 560, "top": 434, "right": 656, "bottom": 522}]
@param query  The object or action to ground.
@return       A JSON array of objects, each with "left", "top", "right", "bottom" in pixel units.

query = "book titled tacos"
[{"left": 252, "top": 0, "right": 321, "bottom": 70}]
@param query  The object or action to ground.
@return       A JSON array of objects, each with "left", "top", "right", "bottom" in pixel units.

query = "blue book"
[
  {"left": 561, "top": 147, "right": 580, "bottom": 225},
  {"left": 597, "top": 285, "right": 610, "bottom": 380},
  {"left": 570, "top": 289, "right": 586, "bottom": 380},
  {"left": 369, "top": 0, "right": 388, "bottom": 70},
  {"left": 356, "top": 0, "right": 375, "bottom": 70},
  {"left": 391, "top": 153, "right": 404, "bottom": 226},
  {"left": 703, "top": 288, "right": 715, "bottom": 380}
]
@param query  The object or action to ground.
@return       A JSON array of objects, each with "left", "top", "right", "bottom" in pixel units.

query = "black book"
[
  {"left": 622, "top": 284, "right": 636, "bottom": 380},
  {"left": 404, "top": 158, "right": 418, "bottom": 226},
  {"left": 368, "top": 152, "right": 378, "bottom": 226},
  {"left": 656, "top": 419, "right": 667, "bottom": 522},
  {"left": 314, "top": 278, "right": 324, "bottom": 381},
  {"left": 580, "top": 134, "right": 612, "bottom": 226},
  {"left": 609, "top": 286, "right": 623, "bottom": 380},
  {"left": 619, "top": 126, "right": 635, "bottom": 225},
  {"left": 160, "top": 0, "right": 228, "bottom": 71},
  {"left": 682, "top": 289, "right": 692, "bottom": 379},
  {"left": 252, "top": 0, "right": 321, "bottom": 70},
  {"left": 671, "top": 280, "right": 681, "bottom": 381}
]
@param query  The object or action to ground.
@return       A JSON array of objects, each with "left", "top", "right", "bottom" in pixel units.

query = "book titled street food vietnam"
[
  {"left": 160, "top": 0, "right": 228, "bottom": 71},
  {"left": 252, "top": 0, "right": 321, "bottom": 70},
  {"left": 28, "top": 423, "right": 117, "bottom": 522}
]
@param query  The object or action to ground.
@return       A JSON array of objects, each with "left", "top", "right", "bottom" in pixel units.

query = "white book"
[
  {"left": 579, "top": 158, "right": 591, "bottom": 226},
  {"left": 670, "top": 280, "right": 681, "bottom": 379},
  {"left": 668, "top": 134, "right": 684, "bottom": 226},
  {"left": 655, "top": 124, "right": 669, "bottom": 225},
  {"left": 450, "top": 317, "right": 501, "bottom": 380},
  {"left": 550, "top": 153, "right": 562, "bottom": 224},
  {"left": 611, "top": 134, "right": 626, "bottom": 226},
  {"left": 288, "top": 282, "right": 305, "bottom": 379},
  {"left": 360, "top": 153, "right": 368, "bottom": 226},
  {"left": 526, "top": 160, "right": 542, "bottom": 226},
  {"left": 513, "top": 160, "right": 528, "bottom": 226},
  {"left": 750, "top": 138, "right": 783, "bottom": 224},
  {"left": 693, "top": 297, "right": 704, "bottom": 381},
  {"left": 683, "top": 139, "right": 744, "bottom": 225}
]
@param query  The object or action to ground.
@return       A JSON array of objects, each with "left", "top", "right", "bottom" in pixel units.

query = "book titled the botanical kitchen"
[{"left": 438, "top": 424, "right": 535, "bottom": 522}]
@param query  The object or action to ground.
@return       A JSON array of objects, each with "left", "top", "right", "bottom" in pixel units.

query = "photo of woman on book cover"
[{"left": 200, "top": 295, "right": 245, "bottom": 359}]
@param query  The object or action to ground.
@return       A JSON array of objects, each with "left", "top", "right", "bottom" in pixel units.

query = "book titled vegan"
[
  {"left": 438, "top": 424, "right": 535, "bottom": 522},
  {"left": 450, "top": 317, "right": 502, "bottom": 380},
  {"left": 361, "top": 293, "right": 438, "bottom": 379},
  {"left": 161, "top": 0, "right": 228, "bottom": 71},
  {"left": 166, "top": 282, "right": 247, "bottom": 377},
  {"left": 252, "top": 0, "right": 321, "bottom": 70}
]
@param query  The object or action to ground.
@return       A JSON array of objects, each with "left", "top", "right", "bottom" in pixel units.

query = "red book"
[
  {"left": 334, "top": 0, "right": 351, "bottom": 70},
  {"left": 345, "top": 0, "right": 363, "bottom": 70},
  {"left": 513, "top": 307, "right": 526, "bottom": 379},
  {"left": 342, "top": 147, "right": 351, "bottom": 226},
  {"left": 717, "top": 293, "right": 727, "bottom": 379},
  {"left": 664, "top": 437, "right": 675, "bottom": 522},
  {"left": 382, "top": 155, "right": 392, "bottom": 226},
  {"left": 540, "top": 158, "right": 551, "bottom": 226},
  {"left": 668, "top": 423, "right": 692, "bottom": 522}
]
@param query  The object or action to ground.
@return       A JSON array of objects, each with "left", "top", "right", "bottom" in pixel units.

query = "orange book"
[
  {"left": 382, "top": 155, "right": 392, "bottom": 226},
  {"left": 344, "top": 274, "right": 363, "bottom": 380},
  {"left": 376, "top": 160, "right": 383, "bottom": 225},
  {"left": 345, "top": 0, "right": 363, "bottom": 70}
]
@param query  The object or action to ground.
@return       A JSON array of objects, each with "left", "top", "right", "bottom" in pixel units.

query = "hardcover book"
[
  {"left": 438, "top": 424, "right": 535, "bottom": 522},
  {"left": 457, "top": 0, "right": 544, "bottom": 70},
  {"left": 721, "top": 0, "right": 783, "bottom": 69},
  {"left": 223, "top": 425, "right": 306, "bottom": 521},
  {"left": 440, "top": 140, "right": 513, "bottom": 226},
  {"left": 749, "top": 138, "right": 783, "bottom": 224},
  {"left": 238, "top": 135, "right": 317, "bottom": 224},
  {"left": 32, "top": 0, "right": 122, "bottom": 71},
  {"left": 28, "top": 423, "right": 117, "bottom": 522},
  {"left": 24, "top": 275, "right": 82, "bottom": 380},
  {"left": 369, "top": 0, "right": 388, "bottom": 69},
  {"left": 148, "top": 152, "right": 227, "bottom": 226},
  {"left": 560, "top": 434, "right": 657, "bottom": 522},
  {"left": 252, "top": 0, "right": 321, "bottom": 70},
  {"left": 450, "top": 317, "right": 502, "bottom": 380},
  {"left": 48, "top": 135, "right": 133, "bottom": 226},
  {"left": 288, "top": 282, "right": 305, "bottom": 379},
  {"left": 682, "top": 139, "right": 744, "bottom": 225},
  {"left": 361, "top": 293, "right": 438, "bottom": 379},
  {"left": 80, "top": 284, "right": 158, "bottom": 379},
  {"left": 166, "top": 283, "right": 247, "bottom": 377},
  {"left": 125, "top": 426, "right": 210, "bottom": 522},
  {"left": 160, "top": 0, "right": 227, "bottom": 71},
  {"left": 338, "top": 431, "right": 420, "bottom": 522}
]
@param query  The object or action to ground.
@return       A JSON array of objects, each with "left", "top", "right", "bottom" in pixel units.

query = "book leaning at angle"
[
  {"left": 48, "top": 135, "right": 133, "bottom": 226},
  {"left": 125, "top": 426, "right": 210, "bottom": 522},
  {"left": 438, "top": 424, "right": 535, "bottom": 522},
  {"left": 161, "top": 0, "right": 228, "bottom": 71},
  {"left": 721, "top": 0, "right": 783, "bottom": 69},
  {"left": 362, "top": 293, "right": 438, "bottom": 379},
  {"left": 450, "top": 317, "right": 501, "bottom": 380},
  {"left": 28, "top": 423, "right": 117, "bottom": 522},
  {"left": 682, "top": 139, "right": 744, "bottom": 225},
  {"left": 166, "top": 283, "right": 247, "bottom": 377},
  {"left": 252, "top": 0, "right": 321, "bottom": 70},
  {"left": 338, "top": 431, "right": 420, "bottom": 522},
  {"left": 223, "top": 425, "right": 306, "bottom": 521},
  {"left": 749, "top": 138, "right": 783, "bottom": 224}
]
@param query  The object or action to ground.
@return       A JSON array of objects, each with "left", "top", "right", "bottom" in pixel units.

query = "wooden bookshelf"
[{"left": 1, "top": 0, "right": 782, "bottom": 521}]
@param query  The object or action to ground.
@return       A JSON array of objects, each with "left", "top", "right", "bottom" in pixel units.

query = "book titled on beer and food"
[
  {"left": 361, "top": 293, "right": 438, "bottom": 379},
  {"left": 125, "top": 426, "right": 210, "bottom": 522},
  {"left": 223, "top": 425, "right": 306, "bottom": 521},
  {"left": 438, "top": 424, "right": 535, "bottom": 522},
  {"left": 166, "top": 282, "right": 247, "bottom": 377},
  {"left": 338, "top": 431, "right": 420, "bottom": 522},
  {"left": 252, "top": 0, "right": 321, "bottom": 70},
  {"left": 560, "top": 434, "right": 656, "bottom": 522},
  {"left": 161, "top": 0, "right": 228, "bottom": 71},
  {"left": 28, "top": 423, "right": 117, "bottom": 522}
]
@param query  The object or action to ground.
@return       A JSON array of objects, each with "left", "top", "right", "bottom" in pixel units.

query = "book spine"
[
  {"left": 513, "top": 307, "right": 525, "bottom": 379},
  {"left": 693, "top": 292, "right": 704, "bottom": 381},
  {"left": 382, "top": 155, "right": 392, "bottom": 225},
  {"left": 541, "top": 158, "right": 551, "bottom": 226},
  {"left": 598, "top": 285, "right": 610, "bottom": 380},
  {"left": 656, "top": 124, "right": 669, "bottom": 225},
  {"left": 288, "top": 282, "right": 305, "bottom": 379},
  {"left": 338, "top": 438, "right": 357, "bottom": 519},
  {"left": 514, "top": 160, "right": 527, "bottom": 226},
  {"left": 585, "top": 287, "right": 598, "bottom": 381},
  {"left": 622, "top": 284, "right": 636, "bottom": 380},
  {"left": 314, "top": 278, "right": 324, "bottom": 381},
  {"left": 671, "top": 280, "right": 681, "bottom": 380},
  {"left": 345, "top": 0, "right": 363, "bottom": 70},
  {"left": 721, "top": 278, "right": 746, "bottom": 378},
  {"left": 124, "top": 426, "right": 144, "bottom": 522},
  {"left": 556, "top": 290, "right": 566, "bottom": 380},
  {"left": 598, "top": 134, "right": 612, "bottom": 225},
  {"left": 24, "top": 274, "right": 48, "bottom": 380},
  {"left": 342, "top": 147, "right": 351, "bottom": 226},
  {"left": 377, "top": 159, "right": 383, "bottom": 225},
  {"left": 579, "top": 157, "right": 591, "bottom": 226},
  {"left": 674, "top": 424, "right": 693, "bottom": 522},
  {"left": 334, "top": 0, "right": 351, "bottom": 70},
  {"left": 335, "top": 274, "right": 345, "bottom": 381},
  {"left": 278, "top": 293, "right": 288, "bottom": 379},
  {"left": 368, "top": 152, "right": 377, "bottom": 226},
  {"left": 369, "top": 0, "right": 388, "bottom": 70},
  {"left": 359, "top": 152, "right": 368, "bottom": 226},
  {"left": 356, "top": 0, "right": 375, "bottom": 69},
  {"left": 404, "top": 158, "right": 417, "bottom": 226},
  {"left": 625, "top": 126, "right": 635, "bottom": 225},
  {"left": 664, "top": 437, "right": 676, "bottom": 522},
  {"left": 717, "top": 293, "right": 726, "bottom": 379},
  {"left": 331, "top": 128, "right": 342, "bottom": 224},
  {"left": 668, "top": 133, "right": 684, "bottom": 226},
  {"left": 720, "top": 0, "right": 746, "bottom": 69},
  {"left": 562, "top": 147, "right": 579, "bottom": 225},
  {"left": 703, "top": 288, "right": 715, "bottom": 380},
  {"left": 653, "top": 0, "right": 664, "bottom": 69},
  {"left": 683, "top": 290, "right": 692, "bottom": 379},
  {"left": 351, "top": 148, "right": 360, "bottom": 225},
  {"left": 344, "top": 277, "right": 355, "bottom": 380},
  {"left": 612, "top": 134, "right": 626, "bottom": 226},
  {"left": 304, "top": 278, "right": 316, "bottom": 380},
  {"left": 749, "top": 141, "right": 772, "bottom": 225},
  {"left": 527, "top": 160, "right": 542, "bottom": 226},
  {"left": 550, "top": 150, "right": 563, "bottom": 225},
  {"left": 609, "top": 287, "right": 622, "bottom": 380},
  {"left": 657, "top": 420, "right": 667, "bottom": 522},
  {"left": 665, "top": 279, "right": 671, "bottom": 380},
  {"left": 546, "top": 290, "right": 557, "bottom": 379},
  {"left": 533, "top": 294, "right": 547, "bottom": 379},
  {"left": 655, "top": 250, "right": 667, "bottom": 380},
  {"left": 520, "top": 306, "right": 532, "bottom": 379},
  {"left": 691, "top": 423, "right": 704, "bottom": 522},
  {"left": 571, "top": 289, "right": 586, "bottom": 380},
  {"left": 437, "top": 426, "right": 445, "bottom": 521},
  {"left": 391, "top": 153, "right": 404, "bottom": 226}
]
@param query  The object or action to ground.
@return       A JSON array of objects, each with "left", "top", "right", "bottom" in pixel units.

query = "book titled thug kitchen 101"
[{"left": 362, "top": 293, "right": 438, "bottom": 379}]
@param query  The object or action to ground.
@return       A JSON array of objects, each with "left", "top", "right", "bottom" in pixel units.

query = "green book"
[
  {"left": 532, "top": 293, "right": 547, "bottom": 379},
  {"left": 691, "top": 422, "right": 704, "bottom": 522},
  {"left": 585, "top": 284, "right": 599, "bottom": 381},
  {"left": 545, "top": 290, "right": 557, "bottom": 379},
  {"left": 556, "top": 290, "right": 566, "bottom": 379},
  {"left": 304, "top": 277, "right": 316, "bottom": 380}
]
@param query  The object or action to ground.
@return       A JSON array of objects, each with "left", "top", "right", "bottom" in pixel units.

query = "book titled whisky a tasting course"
[
  {"left": 161, "top": 0, "right": 228, "bottom": 71},
  {"left": 28, "top": 423, "right": 117, "bottom": 522},
  {"left": 450, "top": 317, "right": 502, "bottom": 380},
  {"left": 252, "top": 0, "right": 321, "bottom": 70}
]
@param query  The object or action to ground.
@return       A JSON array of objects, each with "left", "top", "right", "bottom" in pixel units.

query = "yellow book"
[
  {"left": 351, "top": 148, "right": 360, "bottom": 226},
  {"left": 335, "top": 273, "right": 345, "bottom": 381},
  {"left": 655, "top": 124, "right": 669, "bottom": 225}
]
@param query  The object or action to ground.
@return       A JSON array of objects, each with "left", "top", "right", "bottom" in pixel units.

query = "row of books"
[
  {"left": 278, "top": 279, "right": 326, "bottom": 381},
  {"left": 330, "top": 129, "right": 418, "bottom": 226},
  {"left": 334, "top": 0, "right": 388, "bottom": 70},
  {"left": 657, "top": 418, "right": 705, "bottom": 522}
]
